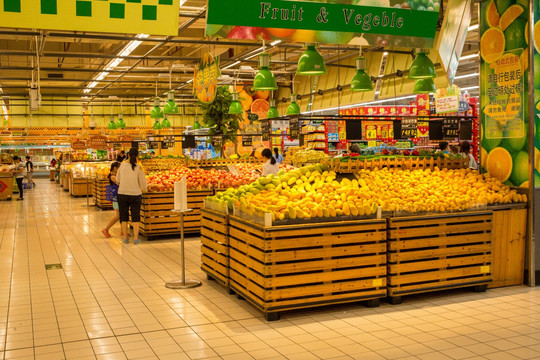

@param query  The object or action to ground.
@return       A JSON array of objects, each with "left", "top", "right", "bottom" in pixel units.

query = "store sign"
[
  {"left": 71, "top": 140, "right": 87, "bottom": 150},
  {"left": 459, "top": 101, "right": 470, "bottom": 113},
  {"left": 435, "top": 86, "right": 460, "bottom": 114},
  {"left": 194, "top": 53, "right": 220, "bottom": 104},
  {"left": 261, "top": 119, "right": 271, "bottom": 142},
  {"left": 242, "top": 136, "right": 253, "bottom": 147},
  {"left": 443, "top": 118, "right": 459, "bottom": 138},
  {"left": 0, "top": 180, "right": 7, "bottom": 193},
  {"left": 480, "top": 0, "right": 528, "bottom": 187},
  {"left": 289, "top": 117, "right": 299, "bottom": 140},
  {"left": 0, "top": 0, "right": 180, "bottom": 36},
  {"left": 207, "top": 0, "right": 439, "bottom": 47},
  {"left": 88, "top": 135, "right": 107, "bottom": 150},
  {"left": 120, "top": 135, "right": 135, "bottom": 143},
  {"left": 162, "top": 135, "right": 175, "bottom": 149},
  {"left": 401, "top": 118, "right": 418, "bottom": 139}
]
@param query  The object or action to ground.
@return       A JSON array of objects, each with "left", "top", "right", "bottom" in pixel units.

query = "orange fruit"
[
  {"left": 534, "top": 20, "right": 540, "bottom": 53},
  {"left": 238, "top": 90, "right": 253, "bottom": 111},
  {"left": 250, "top": 99, "right": 270, "bottom": 120},
  {"left": 520, "top": 49, "right": 528, "bottom": 71},
  {"left": 254, "top": 90, "right": 270, "bottom": 100},
  {"left": 486, "top": 0, "right": 500, "bottom": 27},
  {"left": 289, "top": 29, "right": 317, "bottom": 43},
  {"left": 268, "top": 28, "right": 296, "bottom": 38},
  {"left": 486, "top": 147, "right": 513, "bottom": 182},
  {"left": 481, "top": 27, "right": 505, "bottom": 63},
  {"left": 499, "top": 5, "right": 524, "bottom": 31}
]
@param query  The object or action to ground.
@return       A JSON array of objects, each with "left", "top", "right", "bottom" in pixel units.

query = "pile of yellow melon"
[{"left": 213, "top": 165, "right": 526, "bottom": 221}]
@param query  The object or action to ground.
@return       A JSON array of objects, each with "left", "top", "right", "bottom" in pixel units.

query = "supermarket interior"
[{"left": 1, "top": 0, "right": 540, "bottom": 359}]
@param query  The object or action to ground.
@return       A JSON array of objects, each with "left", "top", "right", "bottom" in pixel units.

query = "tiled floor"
[{"left": 1, "top": 180, "right": 540, "bottom": 360}]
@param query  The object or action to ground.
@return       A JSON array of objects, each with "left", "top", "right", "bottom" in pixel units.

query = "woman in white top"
[
  {"left": 116, "top": 148, "right": 148, "bottom": 244},
  {"left": 261, "top": 148, "right": 280, "bottom": 176},
  {"left": 460, "top": 141, "right": 478, "bottom": 170}
]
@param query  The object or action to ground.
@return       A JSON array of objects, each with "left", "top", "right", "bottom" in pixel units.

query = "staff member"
[{"left": 11, "top": 156, "right": 25, "bottom": 201}]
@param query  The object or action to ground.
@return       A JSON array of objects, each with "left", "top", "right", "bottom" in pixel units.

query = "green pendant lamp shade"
[
  {"left": 152, "top": 119, "right": 162, "bottom": 130},
  {"left": 351, "top": 57, "right": 373, "bottom": 92},
  {"left": 161, "top": 116, "right": 171, "bottom": 129},
  {"left": 267, "top": 98, "right": 279, "bottom": 118},
  {"left": 163, "top": 91, "right": 179, "bottom": 114},
  {"left": 107, "top": 116, "right": 117, "bottom": 130},
  {"left": 409, "top": 49, "right": 436, "bottom": 79},
  {"left": 193, "top": 119, "right": 201, "bottom": 130},
  {"left": 150, "top": 98, "right": 164, "bottom": 119},
  {"left": 297, "top": 44, "right": 326, "bottom": 76},
  {"left": 253, "top": 53, "right": 278, "bottom": 91},
  {"left": 116, "top": 114, "right": 126, "bottom": 129},
  {"left": 228, "top": 92, "right": 244, "bottom": 114},
  {"left": 414, "top": 78, "right": 436, "bottom": 94},
  {"left": 287, "top": 94, "right": 301, "bottom": 115}
]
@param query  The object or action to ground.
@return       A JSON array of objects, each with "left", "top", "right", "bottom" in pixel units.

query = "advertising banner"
[
  {"left": 207, "top": 0, "right": 439, "bottom": 48},
  {"left": 480, "top": 0, "right": 529, "bottom": 187}
]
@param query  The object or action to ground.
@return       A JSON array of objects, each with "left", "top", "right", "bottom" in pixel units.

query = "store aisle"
[{"left": 0, "top": 180, "right": 540, "bottom": 360}]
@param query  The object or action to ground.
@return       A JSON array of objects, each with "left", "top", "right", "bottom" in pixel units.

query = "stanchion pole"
[{"left": 166, "top": 208, "right": 201, "bottom": 289}]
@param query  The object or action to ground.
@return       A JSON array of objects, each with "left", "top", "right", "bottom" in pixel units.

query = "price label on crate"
[
  {"left": 289, "top": 117, "right": 299, "bottom": 140},
  {"left": 148, "top": 141, "right": 160, "bottom": 150},
  {"left": 400, "top": 118, "right": 418, "bottom": 139},
  {"left": 212, "top": 137, "right": 222, "bottom": 148},
  {"left": 242, "top": 136, "right": 253, "bottom": 147},
  {"left": 162, "top": 135, "right": 175, "bottom": 149}
]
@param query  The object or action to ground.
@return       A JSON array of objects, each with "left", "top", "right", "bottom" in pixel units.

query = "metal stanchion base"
[{"left": 165, "top": 279, "right": 202, "bottom": 289}]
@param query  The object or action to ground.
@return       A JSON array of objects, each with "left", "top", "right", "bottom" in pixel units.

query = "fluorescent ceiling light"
[
  {"left": 468, "top": 24, "right": 479, "bottom": 31},
  {"left": 222, "top": 61, "right": 241, "bottom": 70},
  {"left": 187, "top": 79, "right": 193, "bottom": 83},
  {"left": 306, "top": 94, "right": 417, "bottom": 114},
  {"left": 459, "top": 53, "right": 479, "bottom": 61},
  {"left": 461, "top": 86, "right": 479, "bottom": 91},
  {"left": 270, "top": 40, "right": 282, "bottom": 46},
  {"left": 179, "top": 0, "right": 187, "bottom": 6},
  {"left": 454, "top": 72, "right": 479, "bottom": 80}
]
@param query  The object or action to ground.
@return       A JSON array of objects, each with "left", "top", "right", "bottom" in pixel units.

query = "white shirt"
[
  {"left": 262, "top": 159, "right": 280, "bottom": 176},
  {"left": 462, "top": 153, "right": 478, "bottom": 170},
  {"left": 116, "top": 162, "right": 148, "bottom": 196}
]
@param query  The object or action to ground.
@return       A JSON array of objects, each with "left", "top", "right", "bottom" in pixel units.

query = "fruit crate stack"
[
  {"left": 93, "top": 178, "right": 113, "bottom": 209},
  {"left": 187, "top": 158, "right": 264, "bottom": 168},
  {"left": 328, "top": 156, "right": 468, "bottom": 173},
  {"left": 200, "top": 205, "right": 230, "bottom": 287},
  {"left": 0, "top": 174, "right": 14, "bottom": 200}
]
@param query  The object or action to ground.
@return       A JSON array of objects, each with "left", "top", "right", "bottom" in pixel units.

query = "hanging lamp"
[
  {"left": 150, "top": 98, "right": 164, "bottom": 119},
  {"left": 297, "top": 44, "right": 326, "bottom": 76},
  {"left": 351, "top": 56, "right": 373, "bottom": 92},
  {"left": 287, "top": 94, "right": 300, "bottom": 115},
  {"left": 267, "top": 98, "right": 279, "bottom": 118},
  {"left": 414, "top": 78, "right": 436, "bottom": 94},
  {"left": 409, "top": 49, "right": 436, "bottom": 79},
  {"left": 164, "top": 91, "right": 179, "bottom": 114},
  {"left": 107, "top": 116, "right": 117, "bottom": 130},
  {"left": 152, "top": 119, "right": 162, "bottom": 130},
  {"left": 161, "top": 115, "right": 171, "bottom": 129},
  {"left": 253, "top": 53, "right": 278, "bottom": 91},
  {"left": 116, "top": 114, "right": 126, "bottom": 129},
  {"left": 228, "top": 92, "right": 244, "bottom": 114}
]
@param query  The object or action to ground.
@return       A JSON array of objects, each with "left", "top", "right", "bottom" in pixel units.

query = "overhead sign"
[
  {"left": 435, "top": 86, "right": 460, "bottom": 114},
  {"left": 207, "top": 0, "right": 440, "bottom": 47},
  {"left": 88, "top": 135, "right": 107, "bottom": 150},
  {"left": 0, "top": 0, "right": 180, "bottom": 36},
  {"left": 194, "top": 53, "right": 220, "bottom": 104}
]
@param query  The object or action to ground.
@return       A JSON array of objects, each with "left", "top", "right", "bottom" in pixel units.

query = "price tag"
[
  {"left": 242, "top": 136, "right": 253, "bottom": 147},
  {"left": 289, "top": 117, "right": 299, "bottom": 140},
  {"left": 365, "top": 126, "right": 377, "bottom": 140},
  {"left": 480, "top": 266, "right": 491, "bottom": 274},
  {"left": 372, "top": 279, "right": 383, "bottom": 287},
  {"left": 443, "top": 118, "right": 460, "bottom": 138},
  {"left": 148, "top": 141, "right": 160, "bottom": 149},
  {"left": 367, "top": 141, "right": 377, "bottom": 148},
  {"left": 162, "top": 135, "right": 175, "bottom": 149}
]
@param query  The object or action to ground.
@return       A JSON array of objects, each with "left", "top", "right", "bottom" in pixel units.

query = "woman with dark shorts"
[{"left": 116, "top": 148, "right": 147, "bottom": 244}]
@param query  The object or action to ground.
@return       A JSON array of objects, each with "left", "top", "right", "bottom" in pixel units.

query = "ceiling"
[{"left": 0, "top": 0, "right": 480, "bottom": 108}]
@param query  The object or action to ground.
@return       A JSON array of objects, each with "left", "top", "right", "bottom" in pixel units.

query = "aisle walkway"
[{"left": 0, "top": 180, "right": 539, "bottom": 360}]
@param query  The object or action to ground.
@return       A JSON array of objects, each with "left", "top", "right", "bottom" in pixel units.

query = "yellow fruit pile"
[
  {"left": 289, "top": 148, "right": 328, "bottom": 164},
  {"left": 357, "top": 167, "right": 526, "bottom": 213}
]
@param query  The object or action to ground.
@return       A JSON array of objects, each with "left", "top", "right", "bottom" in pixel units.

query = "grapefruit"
[
  {"left": 268, "top": 28, "right": 296, "bottom": 38},
  {"left": 254, "top": 90, "right": 270, "bottom": 100},
  {"left": 534, "top": 20, "right": 540, "bottom": 54},
  {"left": 238, "top": 90, "right": 253, "bottom": 111},
  {"left": 250, "top": 99, "right": 270, "bottom": 120},
  {"left": 499, "top": 5, "right": 525, "bottom": 31},
  {"left": 501, "top": 118, "right": 527, "bottom": 152},
  {"left": 481, "top": 27, "right": 505, "bottom": 63},
  {"left": 510, "top": 151, "right": 529, "bottom": 185},
  {"left": 486, "top": 147, "right": 513, "bottom": 182},
  {"left": 482, "top": 121, "right": 503, "bottom": 152}
]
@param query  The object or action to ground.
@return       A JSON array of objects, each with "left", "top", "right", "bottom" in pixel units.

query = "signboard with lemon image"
[
  {"left": 480, "top": 0, "right": 531, "bottom": 187},
  {"left": 533, "top": 1, "right": 540, "bottom": 188}
]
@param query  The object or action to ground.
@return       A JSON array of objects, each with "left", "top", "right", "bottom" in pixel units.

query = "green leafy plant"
[{"left": 199, "top": 86, "right": 242, "bottom": 155}]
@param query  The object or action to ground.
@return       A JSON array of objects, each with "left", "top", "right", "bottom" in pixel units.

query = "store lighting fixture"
[
  {"left": 228, "top": 92, "right": 244, "bottom": 114},
  {"left": 413, "top": 78, "right": 436, "bottom": 94},
  {"left": 409, "top": 49, "right": 436, "bottom": 79},
  {"left": 161, "top": 116, "right": 171, "bottom": 129},
  {"left": 454, "top": 72, "right": 479, "bottom": 80},
  {"left": 116, "top": 114, "right": 126, "bottom": 129},
  {"left": 253, "top": 53, "right": 278, "bottom": 91},
  {"left": 297, "top": 44, "right": 326, "bottom": 76},
  {"left": 83, "top": 34, "right": 149, "bottom": 94},
  {"left": 267, "top": 99, "right": 279, "bottom": 118},
  {"left": 107, "top": 117, "right": 117, "bottom": 130},
  {"left": 459, "top": 53, "right": 479, "bottom": 61},
  {"left": 152, "top": 119, "right": 162, "bottom": 130},
  {"left": 350, "top": 57, "right": 373, "bottom": 92},
  {"left": 468, "top": 24, "right": 479, "bottom": 31},
  {"left": 270, "top": 40, "right": 282, "bottom": 46},
  {"left": 150, "top": 97, "right": 164, "bottom": 119},
  {"left": 461, "top": 85, "right": 479, "bottom": 91},
  {"left": 222, "top": 61, "right": 241, "bottom": 70},
  {"left": 163, "top": 91, "right": 179, "bottom": 114},
  {"left": 287, "top": 94, "right": 301, "bottom": 115}
]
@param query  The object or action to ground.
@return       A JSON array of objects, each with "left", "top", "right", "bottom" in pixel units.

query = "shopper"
[
  {"left": 50, "top": 158, "right": 57, "bottom": 168},
  {"left": 273, "top": 147, "right": 284, "bottom": 164},
  {"left": 11, "top": 156, "right": 25, "bottom": 200},
  {"left": 102, "top": 162, "right": 122, "bottom": 238},
  {"left": 349, "top": 143, "right": 362, "bottom": 154},
  {"left": 25, "top": 156, "right": 35, "bottom": 188},
  {"left": 261, "top": 148, "right": 280, "bottom": 176},
  {"left": 450, "top": 145, "right": 459, "bottom": 155},
  {"left": 116, "top": 150, "right": 126, "bottom": 163},
  {"left": 116, "top": 148, "right": 147, "bottom": 244},
  {"left": 460, "top": 141, "right": 478, "bottom": 170},
  {"left": 439, "top": 141, "right": 450, "bottom": 154}
]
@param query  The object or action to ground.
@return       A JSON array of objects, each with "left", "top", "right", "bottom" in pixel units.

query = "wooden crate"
[
  {"left": 329, "top": 157, "right": 468, "bottom": 173},
  {"left": 228, "top": 217, "right": 387, "bottom": 320},
  {"left": 93, "top": 178, "right": 113, "bottom": 209},
  {"left": 200, "top": 208, "right": 229, "bottom": 287},
  {"left": 61, "top": 171, "right": 70, "bottom": 190},
  {"left": 49, "top": 170, "right": 55, "bottom": 181},
  {"left": 387, "top": 211, "right": 493, "bottom": 302},
  {"left": 140, "top": 190, "right": 214, "bottom": 239},
  {"left": 490, "top": 207, "right": 527, "bottom": 288},
  {"left": 71, "top": 177, "right": 92, "bottom": 197},
  {"left": 0, "top": 175, "right": 14, "bottom": 200}
]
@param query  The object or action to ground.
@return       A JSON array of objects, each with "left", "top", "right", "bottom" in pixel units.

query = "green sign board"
[
  {"left": 207, "top": 0, "right": 440, "bottom": 47},
  {"left": 0, "top": 0, "right": 180, "bottom": 35},
  {"left": 479, "top": 0, "right": 529, "bottom": 187}
]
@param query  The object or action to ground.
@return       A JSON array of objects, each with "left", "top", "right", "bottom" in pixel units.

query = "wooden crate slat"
[
  {"left": 267, "top": 254, "right": 387, "bottom": 275},
  {"left": 229, "top": 248, "right": 265, "bottom": 274},
  {"left": 389, "top": 213, "right": 492, "bottom": 227},
  {"left": 388, "top": 276, "right": 491, "bottom": 296},
  {"left": 265, "top": 231, "right": 386, "bottom": 251},
  {"left": 388, "top": 233, "right": 492, "bottom": 251},
  {"left": 389, "top": 222, "right": 492, "bottom": 239},
  {"left": 267, "top": 243, "right": 386, "bottom": 263},
  {"left": 229, "top": 227, "right": 267, "bottom": 251},
  {"left": 200, "top": 209, "right": 229, "bottom": 287},
  {"left": 267, "top": 266, "right": 386, "bottom": 288},
  {"left": 201, "top": 246, "right": 228, "bottom": 267},
  {"left": 388, "top": 244, "right": 492, "bottom": 262},
  {"left": 201, "top": 235, "right": 228, "bottom": 254},
  {"left": 389, "top": 254, "right": 491, "bottom": 274}
]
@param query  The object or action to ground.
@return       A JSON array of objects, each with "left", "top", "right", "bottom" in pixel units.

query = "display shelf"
[
  {"left": 228, "top": 216, "right": 387, "bottom": 321},
  {"left": 327, "top": 156, "right": 468, "bottom": 173},
  {"left": 0, "top": 174, "right": 14, "bottom": 200},
  {"left": 386, "top": 211, "right": 493, "bottom": 303},
  {"left": 200, "top": 208, "right": 230, "bottom": 288},
  {"left": 93, "top": 178, "right": 113, "bottom": 209}
]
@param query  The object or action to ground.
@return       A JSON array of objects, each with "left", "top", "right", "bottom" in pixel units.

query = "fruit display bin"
[
  {"left": 200, "top": 208, "right": 230, "bottom": 287},
  {"left": 49, "top": 170, "right": 55, "bottom": 181},
  {"left": 227, "top": 216, "right": 387, "bottom": 321},
  {"left": 386, "top": 211, "right": 493, "bottom": 304},
  {"left": 140, "top": 189, "right": 214, "bottom": 239},
  {"left": 61, "top": 170, "right": 70, "bottom": 190},
  {"left": 327, "top": 157, "right": 468, "bottom": 174},
  {"left": 70, "top": 175, "right": 93, "bottom": 197},
  {"left": 0, "top": 174, "right": 14, "bottom": 200},
  {"left": 93, "top": 178, "right": 113, "bottom": 210},
  {"left": 187, "top": 158, "right": 264, "bottom": 168}
]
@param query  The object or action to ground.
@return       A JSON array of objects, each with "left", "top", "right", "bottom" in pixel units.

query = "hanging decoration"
[{"left": 194, "top": 52, "right": 220, "bottom": 104}]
